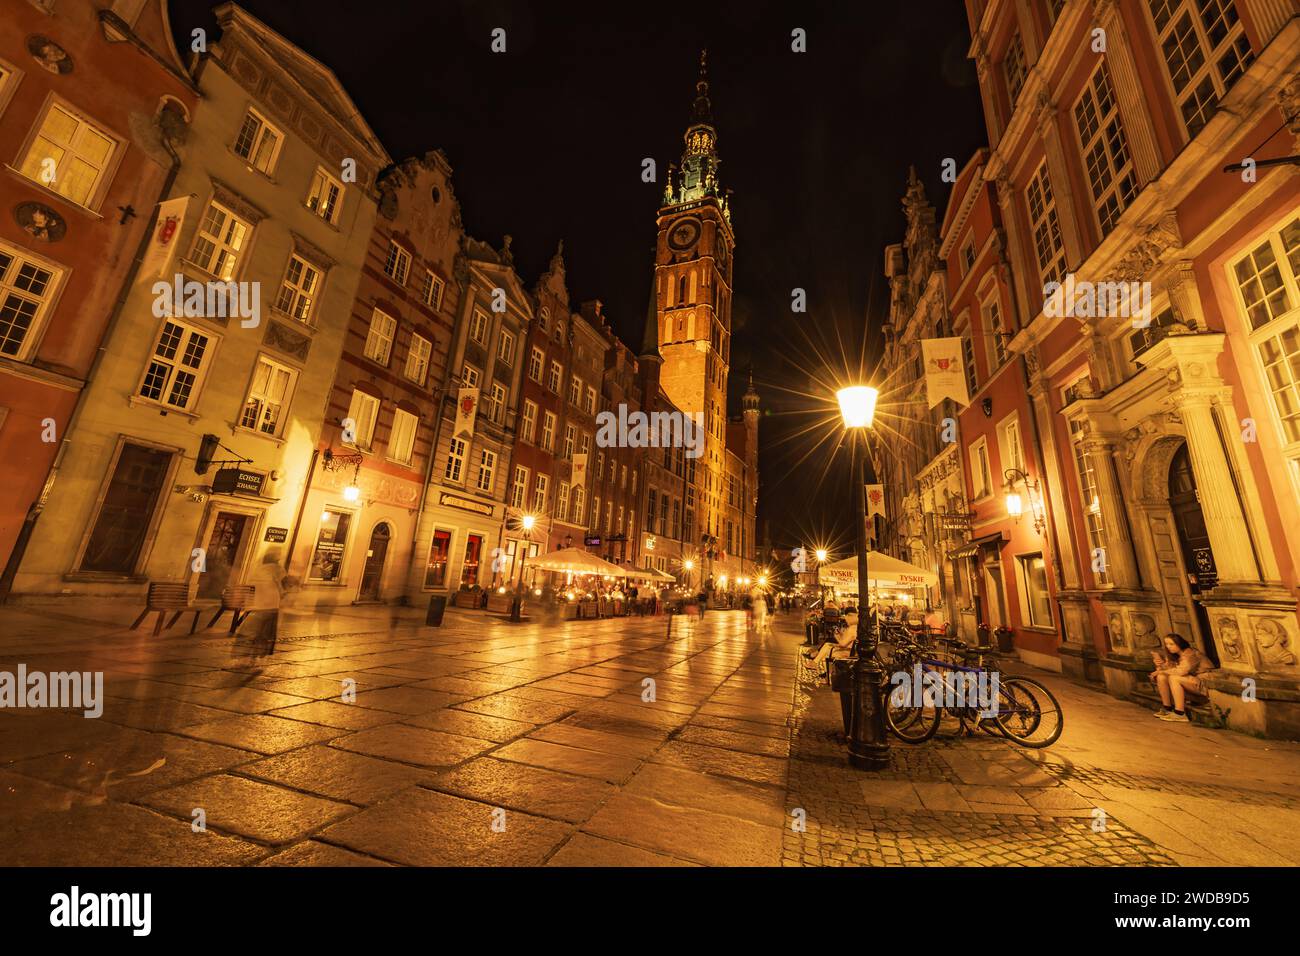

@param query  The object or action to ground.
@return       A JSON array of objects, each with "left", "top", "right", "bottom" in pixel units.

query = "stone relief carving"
[
  {"left": 1278, "top": 73, "right": 1300, "bottom": 137},
  {"left": 1108, "top": 213, "right": 1182, "bottom": 283},
  {"left": 1253, "top": 619, "right": 1297, "bottom": 668},
  {"left": 1132, "top": 613, "right": 1157, "bottom": 649},
  {"left": 263, "top": 321, "right": 310, "bottom": 363},
  {"left": 1217, "top": 616, "right": 1243, "bottom": 663},
  {"left": 1108, "top": 612, "right": 1127, "bottom": 648}
]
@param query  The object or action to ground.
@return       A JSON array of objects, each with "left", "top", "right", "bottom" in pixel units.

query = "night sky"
[{"left": 169, "top": 0, "right": 986, "bottom": 558}]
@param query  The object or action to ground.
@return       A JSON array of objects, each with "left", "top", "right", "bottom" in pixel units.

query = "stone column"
[
  {"left": 1240, "top": 0, "right": 1296, "bottom": 46},
  {"left": 1093, "top": 0, "right": 1164, "bottom": 186},
  {"left": 975, "top": 48, "right": 1002, "bottom": 148},
  {"left": 1176, "top": 393, "right": 1261, "bottom": 584},
  {"left": 1026, "top": 358, "right": 1081, "bottom": 590},
  {"left": 1080, "top": 431, "right": 1141, "bottom": 588},
  {"left": 1036, "top": 97, "right": 1087, "bottom": 271},
  {"left": 995, "top": 175, "right": 1034, "bottom": 325},
  {"left": 1165, "top": 260, "right": 1206, "bottom": 331}
]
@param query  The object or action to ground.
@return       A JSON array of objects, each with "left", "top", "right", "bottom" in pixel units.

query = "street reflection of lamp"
[
  {"left": 837, "top": 383, "right": 888, "bottom": 771},
  {"left": 1004, "top": 467, "right": 1045, "bottom": 535}
]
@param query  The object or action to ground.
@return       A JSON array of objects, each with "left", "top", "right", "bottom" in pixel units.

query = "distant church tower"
[{"left": 650, "top": 51, "right": 734, "bottom": 547}]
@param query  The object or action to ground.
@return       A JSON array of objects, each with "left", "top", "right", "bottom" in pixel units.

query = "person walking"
[
  {"left": 751, "top": 585, "right": 769, "bottom": 635},
  {"left": 696, "top": 588, "right": 708, "bottom": 621}
]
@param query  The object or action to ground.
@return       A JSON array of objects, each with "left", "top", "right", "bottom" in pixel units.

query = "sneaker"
[
  {"left": 1152, "top": 708, "right": 1169, "bottom": 717},
  {"left": 1159, "top": 711, "right": 1189, "bottom": 722}
]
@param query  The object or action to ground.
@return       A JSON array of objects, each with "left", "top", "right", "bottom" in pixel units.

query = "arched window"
[{"left": 678, "top": 275, "right": 688, "bottom": 304}]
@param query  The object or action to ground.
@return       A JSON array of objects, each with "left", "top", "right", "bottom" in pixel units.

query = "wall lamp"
[{"left": 1004, "top": 467, "right": 1045, "bottom": 535}]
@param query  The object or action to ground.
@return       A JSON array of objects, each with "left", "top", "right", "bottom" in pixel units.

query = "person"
[
  {"left": 923, "top": 606, "right": 945, "bottom": 637},
  {"left": 233, "top": 549, "right": 290, "bottom": 673},
  {"left": 696, "top": 589, "right": 707, "bottom": 620},
  {"left": 1149, "top": 633, "right": 1214, "bottom": 722},
  {"left": 752, "top": 585, "right": 769, "bottom": 635}
]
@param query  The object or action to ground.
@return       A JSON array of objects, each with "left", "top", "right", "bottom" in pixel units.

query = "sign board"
[
  {"left": 439, "top": 492, "right": 494, "bottom": 517},
  {"left": 211, "top": 467, "right": 265, "bottom": 496},
  {"left": 585, "top": 536, "right": 602, "bottom": 547},
  {"left": 263, "top": 526, "right": 288, "bottom": 543}
]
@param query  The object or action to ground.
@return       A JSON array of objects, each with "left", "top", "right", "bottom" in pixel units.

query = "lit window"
[
  {"left": 532, "top": 474, "right": 549, "bottom": 512},
  {"left": 1070, "top": 423, "right": 1110, "bottom": 585},
  {"left": 562, "top": 424, "right": 575, "bottom": 459},
  {"left": 405, "top": 333, "right": 432, "bottom": 385},
  {"left": 1148, "top": 0, "right": 1252, "bottom": 138},
  {"left": 232, "top": 108, "right": 282, "bottom": 174},
  {"left": 541, "top": 411, "right": 556, "bottom": 452},
  {"left": 389, "top": 407, "right": 419, "bottom": 465},
  {"left": 489, "top": 382, "right": 508, "bottom": 424},
  {"left": 470, "top": 309, "right": 488, "bottom": 345},
  {"left": 344, "top": 389, "right": 380, "bottom": 449},
  {"left": 461, "top": 364, "right": 480, "bottom": 388},
  {"left": 568, "top": 375, "right": 582, "bottom": 406},
  {"left": 1018, "top": 553, "right": 1053, "bottom": 627},
  {"left": 0, "top": 244, "right": 62, "bottom": 361},
  {"left": 19, "top": 102, "right": 118, "bottom": 207},
  {"left": 308, "top": 510, "right": 350, "bottom": 582},
  {"left": 497, "top": 329, "right": 515, "bottom": 366},
  {"left": 383, "top": 242, "right": 411, "bottom": 286},
  {"left": 528, "top": 347, "right": 544, "bottom": 382},
  {"left": 274, "top": 254, "right": 320, "bottom": 322},
  {"left": 557, "top": 481, "right": 570, "bottom": 519},
  {"left": 239, "top": 355, "right": 296, "bottom": 436},
  {"left": 969, "top": 437, "right": 992, "bottom": 499},
  {"left": 190, "top": 201, "right": 250, "bottom": 280},
  {"left": 477, "top": 449, "right": 497, "bottom": 492},
  {"left": 572, "top": 485, "right": 586, "bottom": 524},
  {"left": 1026, "top": 162, "right": 1068, "bottom": 290},
  {"left": 139, "top": 320, "right": 213, "bottom": 411},
  {"left": 445, "top": 436, "right": 468, "bottom": 482},
  {"left": 1073, "top": 63, "right": 1137, "bottom": 236},
  {"left": 510, "top": 465, "right": 528, "bottom": 508},
  {"left": 306, "top": 167, "right": 343, "bottom": 224},
  {"left": 547, "top": 361, "right": 562, "bottom": 394},
  {"left": 421, "top": 271, "right": 445, "bottom": 309},
  {"left": 364, "top": 308, "right": 397, "bottom": 365}
]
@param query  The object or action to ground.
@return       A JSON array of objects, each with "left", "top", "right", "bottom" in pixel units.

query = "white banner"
[
  {"left": 921, "top": 337, "right": 969, "bottom": 408},
  {"left": 571, "top": 452, "right": 588, "bottom": 488},
  {"left": 865, "top": 484, "right": 886, "bottom": 521},
  {"left": 454, "top": 387, "right": 479, "bottom": 440},
  {"left": 139, "top": 196, "right": 190, "bottom": 280}
]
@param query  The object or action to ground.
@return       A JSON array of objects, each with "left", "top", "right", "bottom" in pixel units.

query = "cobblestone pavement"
[{"left": 0, "top": 601, "right": 1296, "bottom": 866}]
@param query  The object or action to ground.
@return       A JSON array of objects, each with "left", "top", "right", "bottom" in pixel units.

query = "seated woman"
[
  {"left": 1149, "top": 633, "right": 1215, "bottom": 722},
  {"left": 800, "top": 620, "right": 857, "bottom": 669}
]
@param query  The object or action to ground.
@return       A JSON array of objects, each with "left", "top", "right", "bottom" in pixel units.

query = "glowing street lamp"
[
  {"left": 510, "top": 513, "right": 538, "bottom": 622},
  {"left": 836, "top": 385, "right": 879, "bottom": 430},
  {"left": 815, "top": 548, "right": 829, "bottom": 563}
]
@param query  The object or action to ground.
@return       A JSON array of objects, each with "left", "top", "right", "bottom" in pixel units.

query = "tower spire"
[
  {"left": 639, "top": 261, "right": 661, "bottom": 361},
  {"left": 692, "top": 49, "right": 712, "bottom": 124}
]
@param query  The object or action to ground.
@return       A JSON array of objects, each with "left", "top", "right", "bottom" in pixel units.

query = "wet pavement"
[{"left": 0, "top": 601, "right": 1297, "bottom": 866}]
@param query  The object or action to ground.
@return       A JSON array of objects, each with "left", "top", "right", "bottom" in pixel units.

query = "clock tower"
[{"left": 649, "top": 50, "right": 735, "bottom": 558}]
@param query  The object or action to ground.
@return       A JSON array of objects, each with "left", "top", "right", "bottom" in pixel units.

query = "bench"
[
  {"left": 130, "top": 582, "right": 202, "bottom": 636},
  {"left": 206, "top": 585, "right": 255, "bottom": 634}
]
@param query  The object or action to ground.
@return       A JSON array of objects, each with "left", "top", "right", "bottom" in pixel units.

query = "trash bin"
[{"left": 425, "top": 595, "right": 447, "bottom": 627}]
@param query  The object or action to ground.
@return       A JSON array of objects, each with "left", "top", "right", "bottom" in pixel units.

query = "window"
[
  {"left": 364, "top": 308, "right": 397, "bottom": 365},
  {"left": 533, "top": 474, "right": 549, "bottom": 512},
  {"left": 1074, "top": 63, "right": 1137, "bottom": 237},
  {"left": 469, "top": 309, "right": 488, "bottom": 345},
  {"left": 548, "top": 361, "right": 562, "bottom": 393},
  {"left": 1070, "top": 424, "right": 1110, "bottom": 585},
  {"left": 604, "top": 499, "right": 613, "bottom": 533},
  {"left": 389, "top": 407, "right": 419, "bottom": 465},
  {"left": 593, "top": 496, "right": 602, "bottom": 530},
  {"left": 139, "top": 320, "right": 212, "bottom": 411},
  {"left": 595, "top": 451, "right": 604, "bottom": 481},
  {"left": 568, "top": 375, "right": 582, "bottom": 406},
  {"left": 424, "top": 529, "right": 453, "bottom": 588},
  {"left": 1229, "top": 214, "right": 1300, "bottom": 493},
  {"left": 240, "top": 355, "right": 296, "bottom": 436},
  {"left": 1003, "top": 34, "right": 1027, "bottom": 107},
  {"left": 1018, "top": 553, "right": 1053, "bottom": 627},
  {"left": 79, "top": 442, "right": 172, "bottom": 573},
  {"left": 489, "top": 382, "right": 507, "bottom": 424},
  {"left": 383, "top": 242, "right": 411, "bottom": 286},
  {"left": 998, "top": 415, "right": 1024, "bottom": 474},
  {"left": 579, "top": 432, "right": 591, "bottom": 457},
  {"left": 584, "top": 386, "right": 596, "bottom": 415},
  {"left": 497, "top": 329, "right": 516, "bottom": 366},
  {"left": 445, "top": 436, "right": 468, "bottom": 482},
  {"left": 647, "top": 489, "right": 658, "bottom": 533},
  {"left": 274, "top": 254, "right": 320, "bottom": 322},
  {"left": 557, "top": 481, "right": 570, "bottom": 520},
  {"left": 1149, "top": 0, "right": 1252, "bottom": 138},
  {"left": 232, "top": 108, "right": 282, "bottom": 174},
  {"left": 528, "top": 347, "right": 544, "bottom": 382},
  {"left": 969, "top": 437, "right": 992, "bottom": 499},
  {"left": 476, "top": 448, "right": 497, "bottom": 492},
  {"left": 344, "top": 389, "right": 380, "bottom": 450},
  {"left": 1027, "top": 162, "right": 1068, "bottom": 290},
  {"left": 19, "top": 101, "right": 119, "bottom": 207},
  {"left": 562, "top": 423, "right": 576, "bottom": 459},
  {"left": 421, "top": 271, "right": 445, "bottom": 310},
  {"left": 0, "top": 245, "right": 61, "bottom": 361},
  {"left": 460, "top": 534, "right": 483, "bottom": 588},
  {"left": 1129, "top": 307, "right": 1179, "bottom": 360},
  {"left": 191, "top": 202, "right": 250, "bottom": 280},
  {"left": 461, "top": 364, "right": 480, "bottom": 389},
  {"left": 572, "top": 485, "right": 586, "bottom": 525},
  {"left": 983, "top": 293, "right": 1009, "bottom": 369},
  {"left": 960, "top": 331, "right": 979, "bottom": 397},
  {"left": 405, "top": 334, "right": 432, "bottom": 385},
  {"left": 521, "top": 401, "right": 538, "bottom": 443},
  {"left": 306, "top": 167, "right": 343, "bottom": 224},
  {"left": 960, "top": 237, "right": 976, "bottom": 277},
  {"left": 510, "top": 465, "right": 528, "bottom": 509},
  {"left": 540, "top": 411, "right": 557, "bottom": 452},
  {"left": 307, "top": 509, "right": 351, "bottom": 582}
]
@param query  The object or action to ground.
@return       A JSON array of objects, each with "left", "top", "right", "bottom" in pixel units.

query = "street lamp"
[
  {"left": 836, "top": 384, "right": 889, "bottom": 771},
  {"left": 1004, "top": 467, "right": 1045, "bottom": 535},
  {"left": 815, "top": 548, "right": 828, "bottom": 563},
  {"left": 510, "top": 513, "right": 537, "bottom": 622}
]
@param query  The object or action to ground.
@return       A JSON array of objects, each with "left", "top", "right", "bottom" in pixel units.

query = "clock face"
[{"left": 668, "top": 218, "right": 701, "bottom": 251}]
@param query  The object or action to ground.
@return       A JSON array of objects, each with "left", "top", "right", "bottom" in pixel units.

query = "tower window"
[{"left": 679, "top": 275, "right": 687, "bottom": 304}]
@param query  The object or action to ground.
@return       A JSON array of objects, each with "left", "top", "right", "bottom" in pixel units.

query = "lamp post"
[
  {"left": 836, "top": 385, "right": 889, "bottom": 771},
  {"left": 510, "top": 514, "right": 536, "bottom": 623}
]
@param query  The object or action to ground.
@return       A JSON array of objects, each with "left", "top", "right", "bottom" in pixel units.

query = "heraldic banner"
[
  {"left": 139, "top": 196, "right": 191, "bottom": 280},
  {"left": 454, "top": 387, "right": 479, "bottom": 440},
  {"left": 920, "top": 337, "right": 969, "bottom": 408}
]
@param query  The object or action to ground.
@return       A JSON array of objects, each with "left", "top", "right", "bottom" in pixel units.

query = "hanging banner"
[
  {"left": 921, "top": 337, "right": 969, "bottom": 408},
  {"left": 865, "top": 484, "right": 886, "bottom": 521},
  {"left": 454, "top": 387, "right": 479, "bottom": 440},
  {"left": 138, "top": 195, "right": 190, "bottom": 280},
  {"left": 571, "top": 452, "right": 588, "bottom": 488}
]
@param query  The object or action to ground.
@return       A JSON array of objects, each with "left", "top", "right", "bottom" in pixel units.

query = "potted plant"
[
  {"left": 976, "top": 622, "right": 991, "bottom": 647},
  {"left": 994, "top": 625, "right": 1015, "bottom": 654}
]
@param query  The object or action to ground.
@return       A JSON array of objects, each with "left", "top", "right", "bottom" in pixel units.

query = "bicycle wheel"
[
  {"left": 885, "top": 679, "right": 941, "bottom": 743},
  {"left": 994, "top": 676, "right": 1063, "bottom": 748}
]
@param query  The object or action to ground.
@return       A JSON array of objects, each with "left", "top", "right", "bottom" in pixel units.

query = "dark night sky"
[{"left": 170, "top": 0, "right": 986, "bottom": 557}]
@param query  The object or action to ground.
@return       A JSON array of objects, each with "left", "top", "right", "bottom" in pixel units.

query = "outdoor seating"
[
  {"left": 206, "top": 584, "right": 255, "bottom": 634},
  {"left": 130, "top": 582, "right": 203, "bottom": 636}
]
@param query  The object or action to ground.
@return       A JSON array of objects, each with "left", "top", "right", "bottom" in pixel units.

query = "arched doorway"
[
  {"left": 1168, "top": 445, "right": 1219, "bottom": 665},
  {"left": 358, "top": 522, "right": 391, "bottom": 602}
]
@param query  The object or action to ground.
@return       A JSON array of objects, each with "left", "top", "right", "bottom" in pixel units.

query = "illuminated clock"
[{"left": 668, "top": 218, "right": 701, "bottom": 251}]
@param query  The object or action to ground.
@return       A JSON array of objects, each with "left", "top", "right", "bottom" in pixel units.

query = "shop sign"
[{"left": 211, "top": 467, "right": 265, "bottom": 496}]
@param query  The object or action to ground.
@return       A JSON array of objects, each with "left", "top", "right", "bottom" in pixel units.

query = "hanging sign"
[
  {"left": 921, "top": 337, "right": 970, "bottom": 408},
  {"left": 571, "top": 452, "right": 588, "bottom": 488},
  {"left": 139, "top": 195, "right": 190, "bottom": 279},
  {"left": 454, "top": 387, "right": 479, "bottom": 440},
  {"left": 865, "top": 484, "right": 886, "bottom": 520}
]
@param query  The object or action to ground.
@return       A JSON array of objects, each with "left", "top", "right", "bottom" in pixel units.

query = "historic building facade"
[
  {"left": 952, "top": 0, "right": 1300, "bottom": 735},
  {"left": 291, "top": 151, "right": 462, "bottom": 606},
  {"left": 9, "top": 3, "right": 385, "bottom": 601},
  {"left": 0, "top": 0, "right": 197, "bottom": 594}
]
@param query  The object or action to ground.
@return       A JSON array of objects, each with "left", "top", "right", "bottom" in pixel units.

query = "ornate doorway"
[{"left": 1168, "top": 444, "right": 1219, "bottom": 665}]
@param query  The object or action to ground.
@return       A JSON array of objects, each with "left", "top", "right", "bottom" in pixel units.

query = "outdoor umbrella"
[
  {"left": 527, "top": 547, "right": 627, "bottom": 577},
  {"left": 818, "top": 552, "right": 938, "bottom": 590}
]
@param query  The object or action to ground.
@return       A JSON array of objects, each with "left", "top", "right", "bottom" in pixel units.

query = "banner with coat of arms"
[
  {"left": 921, "top": 337, "right": 969, "bottom": 408},
  {"left": 454, "top": 387, "right": 479, "bottom": 440},
  {"left": 865, "top": 484, "right": 886, "bottom": 520},
  {"left": 571, "top": 452, "right": 588, "bottom": 488},
  {"left": 139, "top": 196, "right": 190, "bottom": 279}
]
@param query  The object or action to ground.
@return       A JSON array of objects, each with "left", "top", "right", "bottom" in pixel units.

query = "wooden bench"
[
  {"left": 130, "top": 582, "right": 202, "bottom": 636},
  {"left": 207, "top": 585, "right": 255, "bottom": 634}
]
